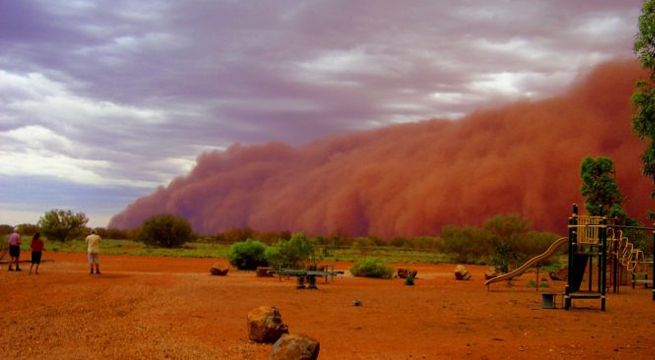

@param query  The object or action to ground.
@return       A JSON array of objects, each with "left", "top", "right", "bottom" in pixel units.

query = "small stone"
[{"left": 353, "top": 299, "right": 362, "bottom": 306}]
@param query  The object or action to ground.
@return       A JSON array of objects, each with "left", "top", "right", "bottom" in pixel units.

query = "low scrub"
[{"left": 350, "top": 258, "right": 394, "bottom": 279}]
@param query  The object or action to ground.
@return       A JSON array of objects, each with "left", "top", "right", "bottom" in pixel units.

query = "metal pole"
[
  {"left": 612, "top": 231, "right": 618, "bottom": 294},
  {"left": 600, "top": 217, "right": 607, "bottom": 311},
  {"left": 588, "top": 255, "right": 593, "bottom": 292},
  {"left": 565, "top": 204, "right": 577, "bottom": 310}
]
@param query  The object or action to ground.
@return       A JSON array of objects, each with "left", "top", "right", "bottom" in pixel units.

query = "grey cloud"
[{"left": 0, "top": 0, "right": 645, "bottom": 187}]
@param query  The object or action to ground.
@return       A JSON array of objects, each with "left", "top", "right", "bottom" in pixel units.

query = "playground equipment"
[
  {"left": 564, "top": 206, "right": 608, "bottom": 310},
  {"left": 484, "top": 237, "right": 568, "bottom": 287},
  {"left": 565, "top": 204, "right": 655, "bottom": 311},
  {"left": 485, "top": 204, "right": 654, "bottom": 311},
  {"left": 608, "top": 228, "right": 653, "bottom": 292}
]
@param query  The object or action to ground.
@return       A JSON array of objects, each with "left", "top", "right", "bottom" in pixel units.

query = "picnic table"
[{"left": 273, "top": 267, "right": 345, "bottom": 289}]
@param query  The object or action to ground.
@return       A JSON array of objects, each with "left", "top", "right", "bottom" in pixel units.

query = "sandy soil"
[{"left": 1, "top": 252, "right": 654, "bottom": 359}]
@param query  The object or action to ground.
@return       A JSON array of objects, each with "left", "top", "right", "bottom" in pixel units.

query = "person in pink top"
[
  {"left": 7, "top": 227, "right": 21, "bottom": 271},
  {"left": 30, "top": 232, "right": 44, "bottom": 275}
]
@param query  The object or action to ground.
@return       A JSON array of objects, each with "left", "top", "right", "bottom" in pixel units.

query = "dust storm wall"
[{"left": 109, "top": 60, "right": 653, "bottom": 237}]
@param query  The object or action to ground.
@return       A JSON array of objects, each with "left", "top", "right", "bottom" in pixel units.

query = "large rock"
[
  {"left": 270, "top": 334, "right": 320, "bottom": 360},
  {"left": 549, "top": 267, "right": 568, "bottom": 281},
  {"left": 256, "top": 267, "right": 274, "bottom": 277},
  {"left": 210, "top": 263, "right": 229, "bottom": 276},
  {"left": 484, "top": 267, "right": 498, "bottom": 280},
  {"left": 247, "top": 306, "right": 289, "bottom": 343},
  {"left": 454, "top": 265, "right": 471, "bottom": 280}
]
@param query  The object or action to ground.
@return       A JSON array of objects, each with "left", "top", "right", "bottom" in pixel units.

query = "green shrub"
[
  {"left": 137, "top": 214, "right": 193, "bottom": 248},
  {"left": 265, "top": 232, "right": 320, "bottom": 269},
  {"left": 404, "top": 274, "right": 415, "bottom": 286},
  {"left": 228, "top": 239, "right": 268, "bottom": 270},
  {"left": 350, "top": 258, "right": 394, "bottom": 279}
]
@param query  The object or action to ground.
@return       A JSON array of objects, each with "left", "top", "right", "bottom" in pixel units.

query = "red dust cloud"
[{"left": 109, "top": 60, "right": 654, "bottom": 237}]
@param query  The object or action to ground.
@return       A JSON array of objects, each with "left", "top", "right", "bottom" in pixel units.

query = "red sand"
[{"left": 1, "top": 252, "right": 654, "bottom": 359}]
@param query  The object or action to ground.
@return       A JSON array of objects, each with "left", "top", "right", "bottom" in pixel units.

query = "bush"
[
  {"left": 404, "top": 274, "right": 415, "bottom": 286},
  {"left": 38, "top": 209, "right": 89, "bottom": 242},
  {"left": 440, "top": 225, "right": 493, "bottom": 264},
  {"left": 95, "top": 227, "right": 131, "bottom": 240},
  {"left": 16, "top": 224, "right": 39, "bottom": 236},
  {"left": 485, "top": 214, "right": 531, "bottom": 273},
  {"left": 0, "top": 224, "right": 13, "bottom": 235},
  {"left": 137, "top": 214, "right": 193, "bottom": 248},
  {"left": 350, "top": 258, "right": 394, "bottom": 279},
  {"left": 265, "top": 232, "right": 320, "bottom": 269},
  {"left": 228, "top": 239, "right": 268, "bottom": 270}
]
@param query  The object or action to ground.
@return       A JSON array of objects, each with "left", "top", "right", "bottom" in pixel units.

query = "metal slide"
[{"left": 484, "top": 237, "right": 568, "bottom": 286}]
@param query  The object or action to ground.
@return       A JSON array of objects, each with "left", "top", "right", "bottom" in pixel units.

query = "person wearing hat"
[
  {"left": 7, "top": 227, "right": 22, "bottom": 271},
  {"left": 85, "top": 229, "right": 102, "bottom": 275}
]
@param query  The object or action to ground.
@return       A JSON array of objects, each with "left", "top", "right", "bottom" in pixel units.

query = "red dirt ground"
[{"left": 1, "top": 252, "right": 654, "bottom": 359}]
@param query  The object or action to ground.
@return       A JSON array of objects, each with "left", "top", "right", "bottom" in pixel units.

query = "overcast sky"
[{"left": 0, "top": 0, "right": 644, "bottom": 227}]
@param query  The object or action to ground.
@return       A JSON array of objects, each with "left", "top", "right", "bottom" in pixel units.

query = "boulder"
[
  {"left": 549, "top": 267, "right": 568, "bottom": 281},
  {"left": 210, "top": 263, "right": 229, "bottom": 276},
  {"left": 270, "top": 334, "right": 320, "bottom": 360},
  {"left": 256, "top": 267, "right": 274, "bottom": 277},
  {"left": 247, "top": 306, "right": 289, "bottom": 343},
  {"left": 454, "top": 265, "right": 471, "bottom": 280},
  {"left": 397, "top": 268, "right": 418, "bottom": 279},
  {"left": 484, "top": 267, "right": 498, "bottom": 280}
]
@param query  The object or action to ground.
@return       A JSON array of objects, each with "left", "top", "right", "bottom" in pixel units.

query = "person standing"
[
  {"left": 7, "top": 227, "right": 21, "bottom": 271},
  {"left": 85, "top": 229, "right": 101, "bottom": 275},
  {"left": 29, "top": 232, "right": 44, "bottom": 275}
]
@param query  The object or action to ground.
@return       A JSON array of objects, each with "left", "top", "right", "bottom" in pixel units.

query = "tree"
[
  {"left": 484, "top": 214, "right": 531, "bottom": 273},
  {"left": 137, "top": 214, "right": 194, "bottom": 248},
  {"left": 633, "top": 0, "right": 655, "bottom": 206},
  {"left": 580, "top": 157, "right": 627, "bottom": 219},
  {"left": 265, "top": 232, "right": 321, "bottom": 269},
  {"left": 38, "top": 209, "right": 89, "bottom": 242}
]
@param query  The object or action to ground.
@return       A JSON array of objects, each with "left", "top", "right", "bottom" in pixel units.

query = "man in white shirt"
[{"left": 85, "top": 229, "right": 102, "bottom": 275}]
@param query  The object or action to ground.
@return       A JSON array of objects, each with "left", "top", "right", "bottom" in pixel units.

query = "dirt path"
[{"left": 1, "top": 252, "right": 654, "bottom": 359}]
